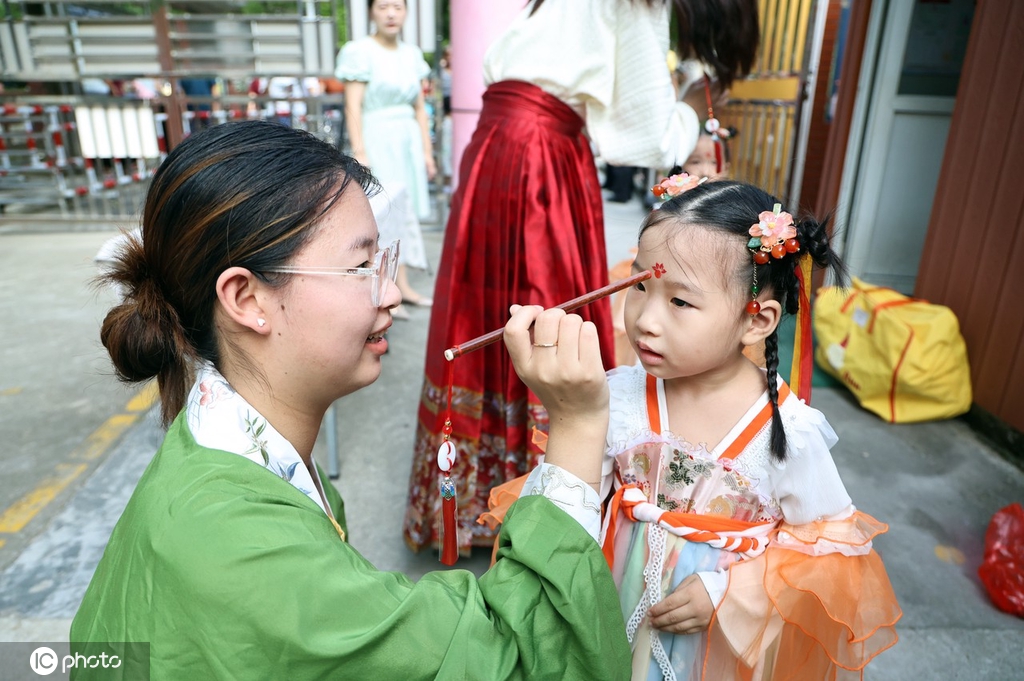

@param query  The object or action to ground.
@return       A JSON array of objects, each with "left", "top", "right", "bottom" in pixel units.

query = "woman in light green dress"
[{"left": 336, "top": 0, "right": 434, "bottom": 311}]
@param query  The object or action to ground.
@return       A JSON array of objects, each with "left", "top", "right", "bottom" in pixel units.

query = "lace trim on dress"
[
  {"left": 648, "top": 529, "right": 675, "bottom": 680},
  {"left": 623, "top": 523, "right": 676, "bottom": 681},
  {"left": 725, "top": 420, "right": 777, "bottom": 512},
  {"left": 607, "top": 365, "right": 650, "bottom": 449}
]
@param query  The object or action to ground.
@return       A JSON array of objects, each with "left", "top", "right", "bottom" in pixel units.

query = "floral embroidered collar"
[{"left": 185, "top": 363, "right": 333, "bottom": 519}]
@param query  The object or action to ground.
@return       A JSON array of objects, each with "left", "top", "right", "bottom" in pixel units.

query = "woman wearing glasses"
[{"left": 70, "top": 121, "right": 630, "bottom": 679}]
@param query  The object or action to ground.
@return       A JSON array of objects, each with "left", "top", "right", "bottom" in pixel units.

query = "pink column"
[{"left": 448, "top": 0, "right": 522, "bottom": 190}]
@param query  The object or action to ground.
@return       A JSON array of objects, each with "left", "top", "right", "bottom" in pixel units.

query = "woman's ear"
[
  {"left": 216, "top": 267, "right": 271, "bottom": 334},
  {"left": 741, "top": 298, "right": 782, "bottom": 347}
]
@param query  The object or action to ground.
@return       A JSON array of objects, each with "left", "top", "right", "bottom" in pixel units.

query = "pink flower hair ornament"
[
  {"left": 650, "top": 172, "right": 707, "bottom": 200},
  {"left": 748, "top": 203, "right": 799, "bottom": 264}
]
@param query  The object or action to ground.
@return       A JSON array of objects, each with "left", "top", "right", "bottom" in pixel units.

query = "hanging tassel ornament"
[
  {"left": 703, "top": 74, "right": 725, "bottom": 175},
  {"left": 790, "top": 254, "right": 815, "bottom": 404},
  {"left": 437, "top": 361, "right": 459, "bottom": 565}
]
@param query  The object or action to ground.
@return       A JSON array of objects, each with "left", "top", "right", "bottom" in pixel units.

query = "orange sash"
[{"left": 602, "top": 484, "right": 774, "bottom": 566}]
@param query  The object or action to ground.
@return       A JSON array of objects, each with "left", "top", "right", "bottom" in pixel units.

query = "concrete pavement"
[{"left": 0, "top": 195, "right": 1022, "bottom": 679}]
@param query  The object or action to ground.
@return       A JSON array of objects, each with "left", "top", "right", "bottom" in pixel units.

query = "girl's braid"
[{"left": 763, "top": 329, "right": 785, "bottom": 463}]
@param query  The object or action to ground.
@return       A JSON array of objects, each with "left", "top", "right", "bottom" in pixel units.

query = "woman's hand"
[
  {"left": 425, "top": 154, "right": 437, "bottom": 181},
  {"left": 648, "top": 574, "right": 715, "bottom": 635},
  {"left": 504, "top": 305, "right": 607, "bottom": 419},
  {"left": 504, "top": 305, "right": 608, "bottom": 488}
]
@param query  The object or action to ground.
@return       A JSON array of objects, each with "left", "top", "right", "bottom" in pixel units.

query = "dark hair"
[
  {"left": 99, "top": 121, "right": 377, "bottom": 425},
  {"left": 529, "top": 0, "right": 759, "bottom": 88},
  {"left": 640, "top": 181, "right": 846, "bottom": 462}
]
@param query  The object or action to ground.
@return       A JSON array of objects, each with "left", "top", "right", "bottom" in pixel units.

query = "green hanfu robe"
[{"left": 70, "top": 413, "right": 630, "bottom": 680}]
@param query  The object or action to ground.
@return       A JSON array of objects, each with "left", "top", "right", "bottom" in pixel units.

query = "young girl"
[{"left": 602, "top": 179, "right": 901, "bottom": 679}]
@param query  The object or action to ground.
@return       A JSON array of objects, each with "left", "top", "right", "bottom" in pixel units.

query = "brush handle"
[{"left": 443, "top": 270, "right": 652, "bottom": 361}]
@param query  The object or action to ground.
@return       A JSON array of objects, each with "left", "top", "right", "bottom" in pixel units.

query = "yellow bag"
[{"left": 813, "top": 277, "right": 972, "bottom": 423}]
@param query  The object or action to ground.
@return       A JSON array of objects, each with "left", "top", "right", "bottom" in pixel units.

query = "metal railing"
[
  {"left": 1, "top": 1, "right": 347, "bottom": 221},
  {"left": 0, "top": 93, "right": 344, "bottom": 221},
  {"left": 723, "top": 0, "right": 823, "bottom": 205}
]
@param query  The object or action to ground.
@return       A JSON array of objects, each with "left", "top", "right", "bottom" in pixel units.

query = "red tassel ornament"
[
  {"left": 437, "top": 362, "right": 459, "bottom": 565},
  {"left": 439, "top": 470, "right": 458, "bottom": 565},
  {"left": 704, "top": 75, "right": 725, "bottom": 175}
]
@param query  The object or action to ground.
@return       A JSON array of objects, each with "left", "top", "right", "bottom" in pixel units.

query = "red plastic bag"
[{"left": 978, "top": 502, "right": 1024, "bottom": 617}]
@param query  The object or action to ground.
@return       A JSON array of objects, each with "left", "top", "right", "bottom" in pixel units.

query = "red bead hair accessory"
[
  {"left": 744, "top": 204, "right": 816, "bottom": 404},
  {"left": 748, "top": 203, "right": 797, "bottom": 261},
  {"left": 650, "top": 172, "right": 707, "bottom": 200},
  {"left": 745, "top": 203, "right": 799, "bottom": 316}
]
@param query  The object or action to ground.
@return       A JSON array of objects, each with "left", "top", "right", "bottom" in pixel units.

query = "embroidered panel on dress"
[{"left": 616, "top": 440, "right": 781, "bottom": 524}]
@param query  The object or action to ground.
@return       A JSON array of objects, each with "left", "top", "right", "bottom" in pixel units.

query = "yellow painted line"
[
  {"left": 0, "top": 384, "right": 158, "bottom": 536},
  {"left": 126, "top": 382, "right": 158, "bottom": 413},
  {"left": 78, "top": 414, "right": 139, "bottom": 461},
  {"left": 0, "top": 539, "right": 6, "bottom": 548},
  {"left": 1, "top": 387, "right": 23, "bottom": 396},
  {"left": 0, "top": 464, "right": 87, "bottom": 533}
]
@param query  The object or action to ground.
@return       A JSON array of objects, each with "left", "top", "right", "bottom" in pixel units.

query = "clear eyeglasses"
[{"left": 262, "top": 240, "right": 400, "bottom": 307}]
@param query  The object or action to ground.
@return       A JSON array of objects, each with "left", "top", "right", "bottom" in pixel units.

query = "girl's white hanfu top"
[
  {"left": 483, "top": 0, "right": 699, "bottom": 168},
  {"left": 602, "top": 363, "right": 856, "bottom": 604}
]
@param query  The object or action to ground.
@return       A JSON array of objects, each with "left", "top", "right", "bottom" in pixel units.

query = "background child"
[
  {"left": 680, "top": 127, "right": 736, "bottom": 182},
  {"left": 601, "top": 180, "right": 901, "bottom": 680}
]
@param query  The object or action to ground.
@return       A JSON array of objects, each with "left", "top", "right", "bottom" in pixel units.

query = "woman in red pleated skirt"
[
  {"left": 404, "top": 0, "right": 759, "bottom": 554},
  {"left": 404, "top": 80, "right": 613, "bottom": 553}
]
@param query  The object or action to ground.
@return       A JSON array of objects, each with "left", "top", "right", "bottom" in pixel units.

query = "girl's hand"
[
  {"left": 504, "top": 305, "right": 608, "bottom": 488},
  {"left": 425, "top": 155, "right": 437, "bottom": 181},
  {"left": 649, "top": 574, "right": 715, "bottom": 635}
]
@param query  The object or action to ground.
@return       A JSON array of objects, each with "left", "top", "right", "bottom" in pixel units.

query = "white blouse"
[
  {"left": 185, "top": 364, "right": 335, "bottom": 519},
  {"left": 483, "top": 0, "right": 699, "bottom": 168}
]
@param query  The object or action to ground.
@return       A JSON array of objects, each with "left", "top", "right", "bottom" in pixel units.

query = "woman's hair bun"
[{"left": 98, "top": 233, "right": 190, "bottom": 384}]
